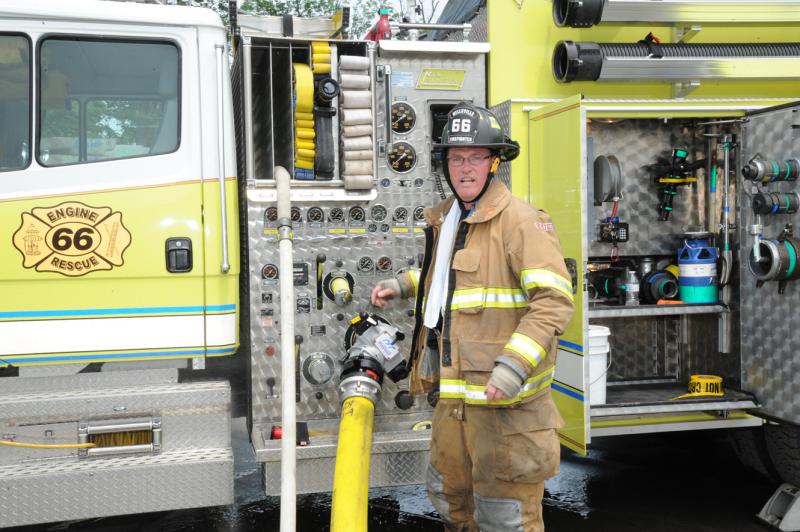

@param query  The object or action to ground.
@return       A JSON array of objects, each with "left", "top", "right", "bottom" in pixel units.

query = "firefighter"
[{"left": 371, "top": 102, "right": 575, "bottom": 531}]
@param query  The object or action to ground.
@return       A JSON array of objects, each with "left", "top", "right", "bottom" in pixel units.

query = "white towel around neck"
[{"left": 424, "top": 201, "right": 462, "bottom": 329}]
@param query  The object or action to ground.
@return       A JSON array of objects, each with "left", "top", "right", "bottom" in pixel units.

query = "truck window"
[
  {"left": 38, "top": 38, "right": 179, "bottom": 167},
  {"left": 0, "top": 34, "right": 31, "bottom": 172}
]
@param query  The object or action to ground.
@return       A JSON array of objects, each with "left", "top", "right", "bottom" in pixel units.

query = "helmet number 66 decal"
[{"left": 13, "top": 201, "right": 131, "bottom": 277}]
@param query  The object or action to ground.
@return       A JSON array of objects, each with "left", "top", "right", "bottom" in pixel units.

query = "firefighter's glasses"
[{"left": 447, "top": 154, "right": 493, "bottom": 167}]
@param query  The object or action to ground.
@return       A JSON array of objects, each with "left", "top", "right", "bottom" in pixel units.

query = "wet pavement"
[{"left": 17, "top": 419, "right": 778, "bottom": 532}]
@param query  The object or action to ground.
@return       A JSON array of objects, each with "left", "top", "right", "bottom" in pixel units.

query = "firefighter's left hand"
[{"left": 485, "top": 384, "right": 509, "bottom": 401}]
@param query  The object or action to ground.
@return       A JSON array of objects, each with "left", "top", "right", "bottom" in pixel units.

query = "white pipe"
[{"left": 275, "top": 165, "right": 296, "bottom": 532}]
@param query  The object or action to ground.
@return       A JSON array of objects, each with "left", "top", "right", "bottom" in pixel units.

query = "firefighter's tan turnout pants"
[{"left": 426, "top": 399, "right": 561, "bottom": 532}]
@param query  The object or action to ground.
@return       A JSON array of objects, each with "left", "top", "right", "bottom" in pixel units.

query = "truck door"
[
  {"left": 0, "top": 28, "right": 215, "bottom": 367},
  {"left": 529, "top": 96, "right": 589, "bottom": 454}
]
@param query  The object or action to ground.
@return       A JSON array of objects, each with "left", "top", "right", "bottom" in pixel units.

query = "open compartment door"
[{"left": 529, "top": 95, "right": 589, "bottom": 454}]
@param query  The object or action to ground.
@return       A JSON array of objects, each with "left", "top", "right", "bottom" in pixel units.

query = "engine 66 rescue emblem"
[{"left": 12, "top": 201, "right": 131, "bottom": 277}]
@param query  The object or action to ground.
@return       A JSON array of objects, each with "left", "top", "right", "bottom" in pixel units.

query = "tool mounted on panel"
[
  {"left": 646, "top": 148, "right": 706, "bottom": 221},
  {"left": 593, "top": 155, "right": 627, "bottom": 260},
  {"left": 743, "top": 153, "right": 800, "bottom": 294}
]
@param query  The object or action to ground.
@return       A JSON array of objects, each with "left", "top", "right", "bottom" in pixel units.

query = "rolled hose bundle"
[
  {"left": 293, "top": 63, "right": 316, "bottom": 179},
  {"left": 338, "top": 54, "right": 374, "bottom": 187},
  {"left": 553, "top": 40, "right": 800, "bottom": 82}
]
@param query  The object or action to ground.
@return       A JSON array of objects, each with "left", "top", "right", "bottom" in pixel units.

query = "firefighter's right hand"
[{"left": 371, "top": 278, "right": 401, "bottom": 308}]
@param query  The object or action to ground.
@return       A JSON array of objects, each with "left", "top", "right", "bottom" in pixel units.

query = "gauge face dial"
[
  {"left": 413, "top": 206, "right": 425, "bottom": 222},
  {"left": 261, "top": 263, "right": 279, "bottom": 280},
  {"left": 393, "top": 207, "right": 408, "bottom": 223},
  {"left": 377, "top": 256, "right": 393, "bottom": 272},
  {"left": 307, "top": 206, "right": 324, "bottom": 223},
  {"left": 371, "top": 204, "right": 387, "bottom": 221},
  {"left": 265, "top": 207, "right": 278, "bottom": 223},
  {"left": 391, "top": 102, "right": 416, "bottom": 134},
  {"left": 387, "top": 142, "right": 416, "bottom": 174},
  {"left": 291, "top": 207, "right": 302, "bottom": 223},
  {"left": 349, "top": 206, "right": 365, "bottom": 222},
  {"left": 357, "top": 256, "right": 374, "bottom": 272},
  {"left": 328, "top": 207, "right": 345, "bottom": 223}
]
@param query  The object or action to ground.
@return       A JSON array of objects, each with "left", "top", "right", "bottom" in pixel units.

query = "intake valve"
[{"left": 323, "top": 271, "right": 355, "bottom": 306}]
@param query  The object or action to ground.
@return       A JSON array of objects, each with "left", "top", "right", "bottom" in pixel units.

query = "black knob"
[
  {"left": 406, "top": 309, "right": 415, "bottom": 317},
  {"left": 394, "top": 391, "right": 414, "bottom": 410},
  {"left": 406, "top": 257, "right": 415, "bottom": 266},
  {"left": 335, "top": 260, "right": 343, "bottom": 267},
  {"left": 295, "top": 335, "right": 303, "bottom": 344},
  {"left": 315, "top": 391, "right": 324, "bottom": 400},
  {"left": 336, "top": 314, "right": 344, "bottom": 321},
  {"left": 316, "top": 253, "right": 327, "bottom": 263}
]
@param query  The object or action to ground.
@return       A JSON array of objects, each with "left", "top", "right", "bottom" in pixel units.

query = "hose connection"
[{"left": 339, "top": 313, "right": 407, "bottom": 404}]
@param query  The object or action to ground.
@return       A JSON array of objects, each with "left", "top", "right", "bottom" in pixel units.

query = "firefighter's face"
[{"left": 447, "top": 147, "right": 493, "bottom": 203}]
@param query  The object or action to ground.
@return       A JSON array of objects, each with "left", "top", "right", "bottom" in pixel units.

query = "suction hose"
[
  {"left": 331, "top": 396, "right": 375, "bottom": 532},
  {"left": 276, "top": 165, "right": 296, "bottom": 532}
]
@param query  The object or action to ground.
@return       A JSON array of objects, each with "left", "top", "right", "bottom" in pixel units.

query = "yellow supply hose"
[
  {"left": 296, "top": 140, "right": 316, "bottom": 151},
  {"left": 292, "top": 63, "right": 314, "bottom": 114},
  {"left": 331, "top": 396, "right": 374, "bottom": 532}
]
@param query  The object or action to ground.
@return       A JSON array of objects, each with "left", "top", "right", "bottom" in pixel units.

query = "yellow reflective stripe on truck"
[
  {"left": 439, "top": 367, "right": 555, "bottom": 405},
  {"left": 520, "top": 268, "right": 574, "bottom": 301},
  {"left": 450, "top": 287, "right": 528, "bottom": 310}
]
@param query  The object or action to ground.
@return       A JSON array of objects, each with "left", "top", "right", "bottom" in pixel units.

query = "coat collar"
[
  {"left": 466, "top": 178, "right": 512, "bottom": 224},
  {"left": 423, "top": 178, "right": 512, "bottom": 227}
]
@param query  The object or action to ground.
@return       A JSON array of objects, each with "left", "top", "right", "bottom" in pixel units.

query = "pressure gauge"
[
  {"left": 377, "top": 256, "right": 393, "bottom": 272},
  {"left": 307, "top": 206, "right": 324, "bottom": 223},
  {"left": 265, "top": 207, "right": 278, "bottom": 223},
  {"left": 329, "top": 207, "right": 345, "bottom": 223},
  {"left": 371, "top": 204, "right": 387, "bottom": 221},
  {"left": 349, "top": 206, "right": 366, "bottom": 223},
  {"left": 261, "top": 264, "right": 279, "bottom": 280},
  {"left": 291, "top": 207, "right": 302, "bottom": 223},
  {"left": 391, "top": 102, "right": 417, "bottom": 134},
  {"left": 387, "top": 142, "right": 417, "bottom": 174},
  {"left": 413, "top": 206, "right": 425, "bottom": 222},
  {"left": 393, "top": 207, "right": 408, "bottom": 223},
  {"left": 357, "top": 256, "right": 375, "bottom": 273}
]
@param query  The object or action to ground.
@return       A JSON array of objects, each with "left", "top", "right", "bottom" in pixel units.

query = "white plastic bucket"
[{"left": 588, "top": 325, "right": 611, "bottom": 405}]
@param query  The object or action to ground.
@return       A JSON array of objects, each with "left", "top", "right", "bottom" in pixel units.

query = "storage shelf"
[
  {"left": 590, "top": 382, "right": 758, "bottom": 417},
  {"left": 588, "top": 303, "right": 726, "bottom": 319}
]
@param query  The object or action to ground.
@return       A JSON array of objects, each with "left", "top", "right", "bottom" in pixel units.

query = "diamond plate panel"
[
  {"left": 443, "top": 6, "right": 487, "bottom": 43},
  {"left": 0, "top": 368, "right": 178, "bottom": 395},
  {"left": 740, "top": 103, "right": 800, "bottom": 423},
  {"left": 589, "top": 120, "right": 712, "bottom": 257},
  {"left": 592, "top": 317, "right": 680, "bottom": 380},
  {"left": 0, "top": 381, "right": 231, "bottom": 466},
  {"left": 0, "top": 448, "right": 233, "bottom": 528},
  {"left": 263, "top": 449, "right": 429, "bottom": 495}
]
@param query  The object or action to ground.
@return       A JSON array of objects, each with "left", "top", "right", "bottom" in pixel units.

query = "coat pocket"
[
  {"left": 458, "top": 338, "right": 504, "bottom": 387},
  {"left": 451, "top": 249, "right": 484, "bottom": 314}
]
